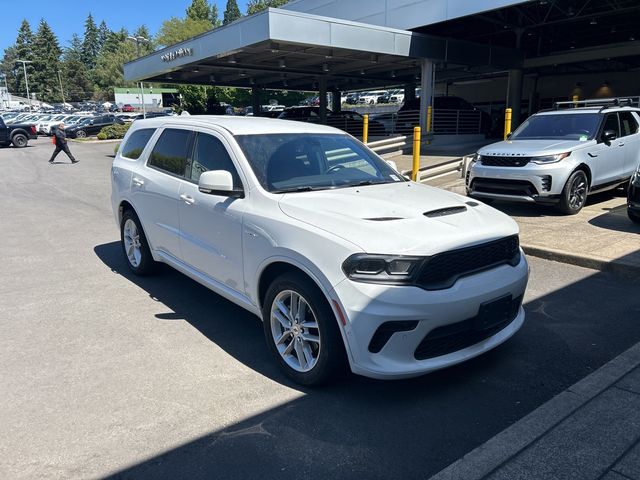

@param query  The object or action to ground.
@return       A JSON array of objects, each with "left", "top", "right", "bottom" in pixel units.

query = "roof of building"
[{"left": 113, "top": 87, "right": 178, "bottom": 94}]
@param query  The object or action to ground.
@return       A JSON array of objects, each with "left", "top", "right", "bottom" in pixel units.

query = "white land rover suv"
[
  {"left": 111, "top": 116, "right": 529, "bottom": 385},
  {"left": 467, "top": 102, "right": 640, "bottom": 214}
]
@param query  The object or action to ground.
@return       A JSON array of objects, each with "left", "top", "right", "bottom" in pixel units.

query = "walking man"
[{"left": 49, "top": 123, "right": 78, "bottom": 164}]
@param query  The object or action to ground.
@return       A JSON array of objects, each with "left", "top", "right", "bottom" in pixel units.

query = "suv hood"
[
  {"left": 479, "top": 139, "right": 594, "bottom": 156},
  {"left": 278, "top": 182, "right": 518, "bottom": 255}
]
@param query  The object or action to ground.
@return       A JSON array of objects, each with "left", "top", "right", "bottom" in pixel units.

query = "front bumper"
[
  {"left": 467, "top": 161, "right": 571, "bottom": 204},
  {"left": 332, "top": 252, "right": 529, "bottom": 379}
]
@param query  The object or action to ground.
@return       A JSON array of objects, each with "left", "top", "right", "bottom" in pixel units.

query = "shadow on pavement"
[
  {"left": 94, "top": 242, "right": 640, "bottom": 480},
  {"left": 588, "top": 204, "right": 640, "bottom": 234},
  {"left": 490, "top": 190, "right": 623, "bottom": 218}
]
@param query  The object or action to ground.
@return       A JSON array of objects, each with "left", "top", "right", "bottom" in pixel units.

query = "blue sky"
[{"left": 1, "top": 1, "right": 252, "bottom": 54}]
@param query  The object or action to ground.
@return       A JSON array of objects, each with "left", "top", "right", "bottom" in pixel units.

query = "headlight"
[
  {"left": 530, "top": 152, "right": 571, "bottom": 164},
  {"left": 342, "top": 254, "right": 424, "bottom": 284},
  {"left": 471, "top": 153, "right": 480, "bottom": 163}
]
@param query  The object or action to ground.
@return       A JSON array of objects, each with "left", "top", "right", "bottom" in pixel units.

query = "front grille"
[
  {"left": 414, "top": 295, "right": 523, "bottom": 360},
  {"left": 416, "top": 235, "right": 520, "bottom": 291},
  {"left": 480, "top": 156, "right": 531, "bottom": 167},
  {"left": 471, "top": 178, "right": 539, "bottom": 197},
  {"left": 368, "top": 321, "right": 419, "bottom": 353}
]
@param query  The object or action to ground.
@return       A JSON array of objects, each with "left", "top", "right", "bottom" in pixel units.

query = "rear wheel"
[
  {"left": 75, "top": 130, "right": 87, "bottom": 139},
  {"left": 629, "top": 209, "right": 640, "bottom": 224},
  {"left": 262, "top": 272, "right": 346, "bottom": 386},
  {"left": 120, "top": 210, "right": 156, "bottom": 275},
  {"left": 558, "top": 170, "right": 588, "bottom": 215},
  {"left": 12, "top": 133, "right": 28, "bottom": 148}
]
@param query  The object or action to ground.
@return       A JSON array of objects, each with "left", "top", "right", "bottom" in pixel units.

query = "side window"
[
  {"left": 602, "top": 114, "right": 620, "bottom": 137},
  {"left": 148, "top": 128, "right": 192, "bottom": 177},
  {"left": 619, "top": 112, "right": 639, "bottom": 137},
  {"left": 121, "top": 128, "right": 155, "bottom": 160},
  {"left": 189, "top": 133, "right": 241, "bottom": 187}
]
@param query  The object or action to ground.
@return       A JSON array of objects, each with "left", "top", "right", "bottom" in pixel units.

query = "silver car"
[{"left": 467, "top": 101, "right": 640, "bottom": 214}]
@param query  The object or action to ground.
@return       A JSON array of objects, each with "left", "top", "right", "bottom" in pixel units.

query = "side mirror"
[
  {"left": 603, "top": 130, "right": 617, "bottom": 143},
  {"left": 385, "top": 160, "right": 399, "bottom": 171},
  {"left": 198, "top": 170, "right": 244, "bottom": 198}
]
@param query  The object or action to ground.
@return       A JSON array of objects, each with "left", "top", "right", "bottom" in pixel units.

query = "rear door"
[
  {"left": 130, "top": 127, "right": 194, "bottom": 260},
  {"left": 618, "top": 111, "right": 640, "bottom": 177},
  {"left": 0, "top": 118, "right": 7, "bottom": 143}
]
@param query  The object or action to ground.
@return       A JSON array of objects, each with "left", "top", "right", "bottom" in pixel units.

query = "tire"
[
  {"left": 629, "top": 209, "right": 640, "bottom": 224},
  {"left": 120, "top": 209, "right": 156, "bottom": 275},
  {"left": 262, "top": 272, "right": 346, "bottom": 386},
  {"left": 558, "top": 170, "right": 588, "bottom": 215},
  {"left": 75, "top": 130, "right": 87, "bottom": 139},
  {"left": 12, "top": 133, "right": 28, "bottom": 148}
]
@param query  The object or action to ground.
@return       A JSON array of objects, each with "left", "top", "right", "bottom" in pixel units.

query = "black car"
[
  {"left": 0, "top": 117, "right": 38, "bottom": 148},
  {"left": 326, "top": 111, "right": 386, "bottom": 137},
  {"left": 628, "top": 170, "right": 640, "bottom": 223},
  {"left": 65, "top": 115, "right": 125, "bottom": 138}
]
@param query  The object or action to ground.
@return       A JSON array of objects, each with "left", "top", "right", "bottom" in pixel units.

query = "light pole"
[
  {"left": 56, "top": 70, "right": 66, "bottom": 106},
  {"left": 16, "top": 60, "right": 33, "bottom": 111},
  {"left": 126, "top": 36, "right": 150, "bottom": 118},
  {"left": 0, "top": 73, "right": 10, "bottom": 109}
]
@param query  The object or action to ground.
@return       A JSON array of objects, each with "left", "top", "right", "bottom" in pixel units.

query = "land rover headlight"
[{"left": 530, "top": 152, "right": 571, "bottom": 164}]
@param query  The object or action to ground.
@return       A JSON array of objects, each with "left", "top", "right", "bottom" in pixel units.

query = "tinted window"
[
  {"left": 148, "top": 128, "right": 192, "bottom": 176},
  {"left": 619, "top": 112, "right": 639, "bottom": 137},
  {"left": 121, "top": 128, "right": 155, "bottom": 159},
  {"left": 511, "top": 113, "right": 601, "bottom": 141},
  {"left": 189, "top": 133, "right": 241, "bottom": 187},
  {"left": 602, "top": 114, "right": 620, "bottom": 136}
]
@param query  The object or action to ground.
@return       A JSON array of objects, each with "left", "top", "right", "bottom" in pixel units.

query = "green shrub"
[
  {"left": 97, "top": 132, "right": 107, "bottom": 140},
  {"left": 99, "top": 122, "right": 131, "bottom": 140}
]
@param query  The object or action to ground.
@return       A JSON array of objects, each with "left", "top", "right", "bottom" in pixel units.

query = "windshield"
[
  {"left": 511, "top": 113, "right": 601, "bottom": 141},
  {"left": 235, "top": 133, "right": 405, "bottom": 193}
]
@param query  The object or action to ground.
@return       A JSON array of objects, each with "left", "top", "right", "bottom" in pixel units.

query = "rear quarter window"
[{"left": 121, "top": 128, "right": 155, "bottom": 160}]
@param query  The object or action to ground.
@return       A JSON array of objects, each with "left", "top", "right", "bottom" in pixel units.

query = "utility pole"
[
  {"left": 16, "top": 60, "right": 33, "bottom": 111},
  {"left": 126, "top": 36, "right": 150, "bottom": 119},
  {"left": 56, "top": 70, "right": 66, "bottom": 106}
]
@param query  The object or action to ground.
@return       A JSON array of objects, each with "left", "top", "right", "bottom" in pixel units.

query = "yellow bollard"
[
  {"left": 363, "top": 114, "right": 369, "bottom": 144},
  {"left": 412, "top": 127, "right": 421, "bottom": 182},
  {"left": 426, "top": 105, "right": 433, "bottom": 133},
  {"left": 572, "top": 94, "right": 580, "bottom": 108},
  {"left": 504, "top": 108, "right": 512, "bottom": 140}
]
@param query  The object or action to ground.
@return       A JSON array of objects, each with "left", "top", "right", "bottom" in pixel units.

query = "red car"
[{"left": 121, "top": 104, "right": 135, "bottom": 112}]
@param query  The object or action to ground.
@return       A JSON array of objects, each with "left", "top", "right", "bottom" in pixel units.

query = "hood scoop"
[{"left": 423, "top": 206, "right": 467, "bottom": 218}]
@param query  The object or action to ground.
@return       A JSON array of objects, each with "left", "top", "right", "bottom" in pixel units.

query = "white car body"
[
  {"left": 358, "top": 91, "right": 385, "bottom": 105},
  {"left": 111, "top": 116, "right": 528, "bottom": 380}
]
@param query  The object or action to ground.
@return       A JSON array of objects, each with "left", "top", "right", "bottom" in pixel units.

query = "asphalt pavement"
[{"left": 1, "top": 138, "right": 640, "bottom": 479}]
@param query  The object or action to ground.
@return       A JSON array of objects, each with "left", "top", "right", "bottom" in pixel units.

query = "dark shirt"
[{"left": 54, "top": 128, "right": 67, "bottom": 145}]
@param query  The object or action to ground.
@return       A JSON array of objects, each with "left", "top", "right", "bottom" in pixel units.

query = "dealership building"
[{"left": 124, "top": 0, "right": 640, "bottom": 131}]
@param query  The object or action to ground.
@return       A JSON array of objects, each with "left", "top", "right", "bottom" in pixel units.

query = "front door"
[
  {"left": 178, "top": 131, "right": 246, "bottom": 293},
  {"left": 589, "top": 113, "right": 625, "bottom": 186}
]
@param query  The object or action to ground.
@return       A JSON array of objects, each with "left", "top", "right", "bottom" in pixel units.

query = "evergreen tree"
[
  {"left": 133, "top": 25, "right": 154, "bottom": 54},
  {"left": 101, "top": 28, "right": 129, "bottom": 56},
  {"left": 246, "top": 0, "right": 289, "bottom": 15},
  {"left": 32, "top": 19, "right": 62, "bottom": 102},
  {"left": 0, "top": 46, "right": 18, "bottom": 95},
  {"left": 156, "top": 17, "right": 211, "bottom": 47},
  {"left": 97, "top": 21, "right": 110, "bottom": 53},
  {"left": 210, "top": 3, "right": 222, "bottom": 27},
  {"left": 82, "top": 14, "right": 100, "bottom": 71},
  {"left": 223, "top": 0, "right": 242, "bottom": 24},
  {"left": 61, "top": 34, "right": 93, "bottom": 101},
  {"left": 14, "top": 19, "right": 34, "bottom": 97},
  {"left": 186, "top": 0, "right": 211, "bottom": 22}
]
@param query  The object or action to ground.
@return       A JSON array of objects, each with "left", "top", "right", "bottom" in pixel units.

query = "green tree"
[
  {"left": 97, "top": 21, "right": 110, "bottom": 53},
  {"left": 101, "top": 28, "right": 129, "bottom": 56},
  {"left": 210, "top": 3, "right": 222, "bottom": 27},
  {"left": 14, "top": 19, "right": 34, "bottom": 97},
  {"left": 186, "top": 0, "right": 211, "bottom": 22},
  {"left": 246, "top": 0, "right": 289, "bottom": 15},
  {"left": 32, "top": 19, "right": 62, "bottom": 102},
  {"left": 156, "top": 17, "right": 212, "bottom": 47},
  {"left": 0, "top": 46, "right": 18, "bottom": 95},
  {"left": 223, "top": 0, "right": 242, "bottom": 24},
  {"left": 61, "top": 34, "right": 93, "bottom": 101},
  {"left": 82, "top": 14, "right": 100, "bottom": 71},
  {"left": 93, "top": 40, "right": 138, "bottom": 99}
]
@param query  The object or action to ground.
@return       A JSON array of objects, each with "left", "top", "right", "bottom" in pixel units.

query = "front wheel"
[
  {"left": 12, "top": 133, "right": 28, "bottom": 148},
  {"left": 120, "top": 210, "right": 156, "bottom": 275},
  {"left": 262, "top": 272, "right": 346, "bottom": 385},
  {"left": 75, "top": 130, "right": 87, "bottom": 139},
  {"left": 558, "top": 170, "right": 588, "bottom": 215}
]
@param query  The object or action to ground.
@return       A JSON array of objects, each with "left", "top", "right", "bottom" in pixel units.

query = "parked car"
[
  {"left": 397, "top": 96, "right": 492, "bottom": 135},
  {"left": 66, "top": 114, "right": 125, "bottom": 138},
  {"left": 628, "top": 164, "right": 640, "bottom": 223},
  {"left": 467, "top": 101, "right": 640, "bottom": 214},
  {"left": 0, "top": 116, "right": 38, "bottom": 147},
  {"left": 121, "top": 104, "right": 135, "bottom": 113},
  {"left": 326, "top": 111, "right": 386, "bottom": 137},
  {"left": 111, "top": 116, "right": 529, "bottom": 385},
  {"left": 277, "top": 106, "right": 321, "bottom": 123}
]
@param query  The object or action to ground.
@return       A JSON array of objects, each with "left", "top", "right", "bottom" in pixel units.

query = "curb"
[
  {"left": 521, "top": 244, "right": 640, "bottom": 279},
  {"left": 69, "top": 139, "right": 121, "bottom": 144},
  {"left": 429, "top": 341, "right": 640, "bottom": 480}
]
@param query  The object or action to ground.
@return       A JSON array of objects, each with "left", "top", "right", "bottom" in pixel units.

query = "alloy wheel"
[
  {"left": 270, "top": 290, "right": 321, "bottom": 373},
  {"left": 568, "top": 174, "right": 587, "bottom": 210},
  {"left": 123, "top": 218, "right": 142, "bottom": 267}
]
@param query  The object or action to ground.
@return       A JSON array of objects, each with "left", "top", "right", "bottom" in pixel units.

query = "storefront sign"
[{"left": 161, "top": 48, "right": 193, "bottom": 63}]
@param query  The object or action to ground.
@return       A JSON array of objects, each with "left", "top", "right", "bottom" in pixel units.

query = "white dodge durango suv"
[
  {"left": 111, "top": 116, "right": 529, "bottom": 385},
  {"left": 467, "top": 101, "right": 640, "bottom": 214}
]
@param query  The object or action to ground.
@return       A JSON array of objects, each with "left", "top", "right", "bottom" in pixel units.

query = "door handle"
[
  {"left": 180, "top": 194, "right": 195, "bottom": 205},
  {"left": 132, "top": 177, "right": 145, "bottom": 187}
]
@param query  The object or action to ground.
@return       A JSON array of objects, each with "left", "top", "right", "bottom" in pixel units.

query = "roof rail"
[{"left": 552, "top": 97, "right": 640, "bottom": 111}]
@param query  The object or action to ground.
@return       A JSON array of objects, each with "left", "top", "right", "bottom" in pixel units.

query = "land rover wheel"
[{"left": 558, "top": 170, "right": 588, "bottom": 215}]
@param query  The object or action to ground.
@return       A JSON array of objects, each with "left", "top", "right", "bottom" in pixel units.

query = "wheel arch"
[{"left": 574, "top": 163, "right": 592, "bottom": 189}]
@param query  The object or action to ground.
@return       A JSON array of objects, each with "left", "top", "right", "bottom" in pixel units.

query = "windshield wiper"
[{"left": 271, "top": 186, "right": 330, "bottom": 194}]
